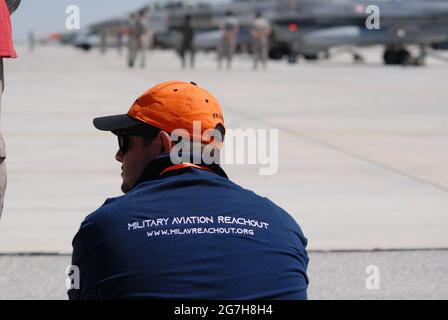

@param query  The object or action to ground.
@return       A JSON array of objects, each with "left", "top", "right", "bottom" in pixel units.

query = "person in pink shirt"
[{"left": 0, "top": 0, "right": 20, "bottom": 218}]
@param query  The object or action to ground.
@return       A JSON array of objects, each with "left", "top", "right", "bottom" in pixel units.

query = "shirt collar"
[{"left": 133, "top": 154, "right": 228, "bottom": 189}]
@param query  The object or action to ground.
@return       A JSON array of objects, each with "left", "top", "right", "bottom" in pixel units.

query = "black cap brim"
[{"left": 93, "top": 114, "right": 143, "bottom": 132}]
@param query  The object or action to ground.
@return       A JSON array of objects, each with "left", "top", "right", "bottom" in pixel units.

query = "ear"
[{"left": 158, "top": 131, "right": 172, "bottom": 154}]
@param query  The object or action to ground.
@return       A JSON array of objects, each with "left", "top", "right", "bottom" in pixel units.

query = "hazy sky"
[
  {"left": 11, "top": 0, "right": 231, "bottom": 42},
  {"left": 10, "top": 0, "right": 155, "bottom": 42}
]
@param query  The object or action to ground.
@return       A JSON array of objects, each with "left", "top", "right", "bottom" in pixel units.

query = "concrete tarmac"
[
  {"left": 0, "top": 45, "right": 447, "bottom": 253},
  {"left": 1, "top": 250, "right": 447, "bottom": 300}
]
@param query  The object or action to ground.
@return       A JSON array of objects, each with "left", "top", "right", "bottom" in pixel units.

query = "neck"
[{"left": 132, "top": 154, "right": 228, "bottom": 189}]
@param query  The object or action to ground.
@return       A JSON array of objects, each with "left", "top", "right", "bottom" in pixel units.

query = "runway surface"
[
  {"left": 1, "top": 250, "right": 447, "bottom": 299},
  {"left": 0, "top": 45, "right": 447, "bottom": 253}
]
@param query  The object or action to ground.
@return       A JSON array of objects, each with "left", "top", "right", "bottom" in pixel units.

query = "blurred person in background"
[
  {"left": 28, "top": 30, "right": 35, "bottom": 52},
  {"left": 251, "top": 11, "right": 272, "bottom": 70},
  {"left": 179, "top": 14, "right": 195, "bottom": 69},
  {"left": 127, "top": 12, "right": 147, "bottom": 69},
  {"left": 218, "top": 10, "right": 239, "bottom": 70},
  {"left": 144, "top": 14, "right": 154, "bottom": 54},
  {"left": 0, "top": 0, "right": 20, "bottom": 219},
  {"left": 116, "top": 29, "right": 124, "bottom": 56},
  {"left": 100, "top": 30, "right": 107, "bottom": 55}
]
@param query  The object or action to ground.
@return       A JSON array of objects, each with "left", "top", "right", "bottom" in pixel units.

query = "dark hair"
[
  {"left": 142, "top": 134, "right": 159, "bottom": 146},
  {"left": 215, "top": 123, "right": 225, "bottom": 142}
]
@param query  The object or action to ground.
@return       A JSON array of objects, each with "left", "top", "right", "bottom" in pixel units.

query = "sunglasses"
[
  {"left": 116, "top": 126, "right": 161, "bottom": 154},
  {"left": 117, "top": 135, "right": 131, "bottom": 154}
]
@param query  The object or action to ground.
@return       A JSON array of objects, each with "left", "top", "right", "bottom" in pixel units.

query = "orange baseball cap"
[{"left": 93, "top": 81, "right": 225, "bottom": 144}]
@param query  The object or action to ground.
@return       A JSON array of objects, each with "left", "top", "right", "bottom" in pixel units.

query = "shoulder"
[
  {"left": 83, "top": 195, "right": 124, "bottom": 223},
  {"left": 72, "top": 194, "right": 128, "bottom": 245},
  {"left": 226, "top": 181, "right": 306, "bottom": 240},
  {"left": 221, "top": 178, "right": 284, "bottom": 211}
]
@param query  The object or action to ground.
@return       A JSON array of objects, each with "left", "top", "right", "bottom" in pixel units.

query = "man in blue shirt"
[{"left": 68, "top": 81, "right": 309, "bottom": 299}]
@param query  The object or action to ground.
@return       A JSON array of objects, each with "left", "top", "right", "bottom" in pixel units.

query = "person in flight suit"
[
  {"left": 218, "top": 11, "right": 239, "bottom": 70},
  {"left": 179, "top": 14, "right": 195, "bottom": 69},
  {"left": 251, "top": 11, "right": 272, "bottom": 70}
]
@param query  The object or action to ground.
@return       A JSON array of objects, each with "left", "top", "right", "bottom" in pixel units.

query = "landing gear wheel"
[
  {"left": 303, "top": 54, "right": 318, "bottom": 61},
  {"left": 383, "top": 48, "right": 411, "bottom": 65},
  {"left": 288, "top": 54, "right": 298, "bottom": 64}
]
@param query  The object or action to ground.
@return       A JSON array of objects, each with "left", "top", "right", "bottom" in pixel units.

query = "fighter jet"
[{"left": 271, "top": 0, "right": 448, "bottom": 65}]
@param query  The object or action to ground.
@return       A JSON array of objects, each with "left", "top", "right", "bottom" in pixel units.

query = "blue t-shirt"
[{"left": 68, "top": 158, "right": 309, "bottom": 299}]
